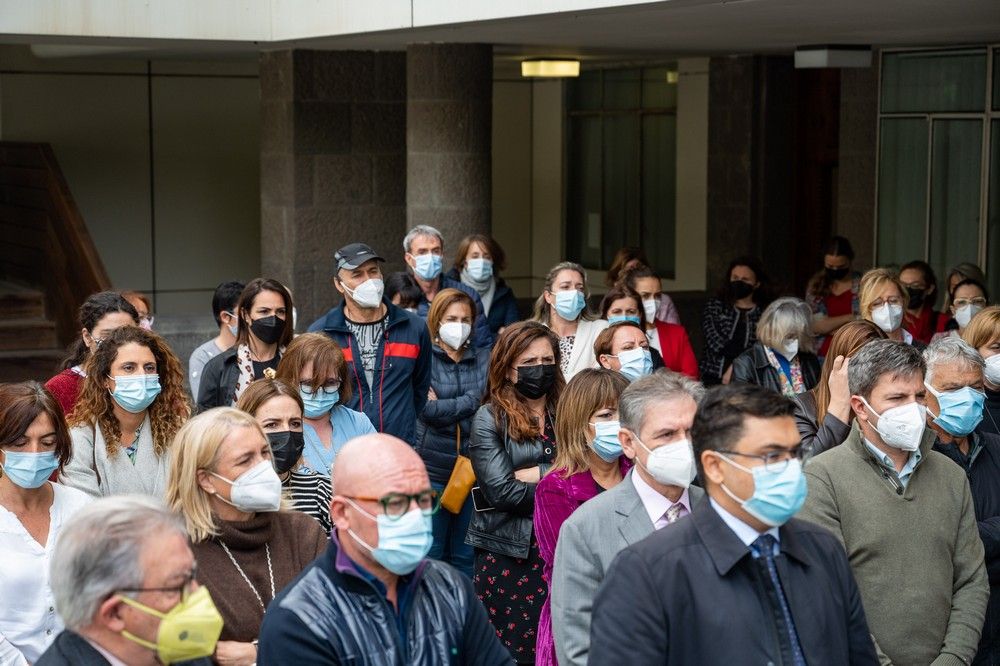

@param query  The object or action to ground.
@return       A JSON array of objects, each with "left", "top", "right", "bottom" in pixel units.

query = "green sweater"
[{"left": 799, "top": 423, "right": 988, "bottom": 666}]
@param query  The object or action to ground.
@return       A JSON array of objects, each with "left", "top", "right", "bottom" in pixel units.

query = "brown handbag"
[{"left": 440, "top": 427, "right": 476, "bottom": 514}]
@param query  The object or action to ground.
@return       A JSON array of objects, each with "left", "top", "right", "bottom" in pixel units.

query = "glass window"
[
  {"left": 566, "top": 117, "right": 603, "bottom": 269},
  {"left": 642, "top": 114, "right": 677, "bottom": 276},
  {"left": 603, "top": 69, "right": 641, "bottom": 110},
  {"left": 987, "top": 120, "right": 1000, "bottom": 300},
  {"left": 877, "top": 118, "right": 929, "bottom": 266},
  {"left": 927, "top": 119, "right": 983, "bottom": 276},
  {"left": 993, "top": 50, "right": 1000, "bottom": 111},
  {"left": 881, "top": 49, "right": 987, "bottom": 113},
  {"left": 642, "top": 67, "right": 678, "bottom": 109}
]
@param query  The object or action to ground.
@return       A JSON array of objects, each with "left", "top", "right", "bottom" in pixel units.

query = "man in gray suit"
[{"left": 551, "top": 370, "right": 705, "bottom": 666}]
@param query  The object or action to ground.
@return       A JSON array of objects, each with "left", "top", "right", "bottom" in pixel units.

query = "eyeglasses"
[
  {"left": 871, "top": 297, "right": 902, "bottom": 308},
  {"left": 954, "top": 297, "right": 987, "bottom": 308},
  {"left": 346, "top": 490, "right": 441, "bottom": 521},
  {"left": 719, "top": 447, "right": 805, "bottom": 473},
  {"left": 119, "top": 564, "right": 197, "bottom": 600},
  {"left": 301, "top": 380, "right": 341, "bottom": 393}
]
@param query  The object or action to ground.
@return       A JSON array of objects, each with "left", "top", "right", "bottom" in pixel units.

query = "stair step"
[
  {"left": 0, "top": 349, "right": 64, "bottom": 383},
  {"left": 0, "top": 317, "right": 58, "bottom": 351},
  {"left": 0, "top": 281, "right": 46, "bottom": 319}
]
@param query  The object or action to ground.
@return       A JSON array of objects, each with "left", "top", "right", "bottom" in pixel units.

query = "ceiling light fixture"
[
  {"left": 521, "top": 59, "right": 580, "bottom": 78},
  {"left": 794, "top": 45, "right": 872, "bottom": 69}
]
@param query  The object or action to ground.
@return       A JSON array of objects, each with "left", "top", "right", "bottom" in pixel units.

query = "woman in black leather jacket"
[
  {"left": 466, "top": 321, "right": 564, "bottom": 664},
  {"left": 731, "top": 297, "right": 821, "bottom": 396}
]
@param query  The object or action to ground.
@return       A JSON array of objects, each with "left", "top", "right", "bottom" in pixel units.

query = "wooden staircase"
[{"left": 0, "top": 281, "right": 64, "bottom": 382}]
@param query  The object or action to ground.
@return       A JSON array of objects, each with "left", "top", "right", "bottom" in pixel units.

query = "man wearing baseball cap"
[{"left": 308, "top": 242, "right": 432, "bottom": 446}]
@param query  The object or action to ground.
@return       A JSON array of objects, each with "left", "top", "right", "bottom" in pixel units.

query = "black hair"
[
  {"left": 691, "top": 384, "right": 796, "bottom": 478},
  {"left": 385, "top": 271, "right": 422, "bottom": 309},
  {"left": 822, "top": 236, "right": 855, "bottom": 262},
  {"left": 60, "top": 291, "right": 139, "bottom": 370},
  {"left": 899, "top": 260, "right": 938, "bottom": 307},
  {"left": 236, "top": 278, "right": 295, "bottom": 348},
  {"left": 717, "top": 255, "right": 771, "bottom": 305},
  {"left": 211, "top": 280, "right": 246, "bottom": 327},
  {"left": 951, "top": 278, "right": 989, "bottom": 303}
]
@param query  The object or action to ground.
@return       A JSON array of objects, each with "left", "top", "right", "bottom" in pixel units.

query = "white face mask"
[
  {"left": 859, "top": 398, "right": 926, "bottom": 451},
  {"left": 345, "top": 278, "right": 384, "bottom": 309},
  {"left": 777, "top": 338, "right": 799, "bottom": 362},
  {"left": 871, "top": 303, "right": 904, "bottom": 333},
  {"left": 211, "top": 459, "right": 283, "bottom": 513},
  {"left": 985, "top": 354, "right": 1000, "bottom": 386},
  {"left": 438, "top": 322, "right": 472, "bottom": 350},
  {"left": 955, "top": 304, "right": 984, "bottom": 329},
  {"left": 642, "top": 299, "right": 658, "bottom": 324},
  {"left": 633, "top": 435, "right": 696, "bottom": 488}
]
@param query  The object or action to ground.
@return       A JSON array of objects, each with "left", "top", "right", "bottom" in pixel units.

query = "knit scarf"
[{"left": 461, "top": 269, "right": 496, "bottom": 315}]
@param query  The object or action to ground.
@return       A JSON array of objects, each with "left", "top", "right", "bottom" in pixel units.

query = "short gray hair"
[
  {"left": 50, "top": 495, "right": 187, "bottom": 630},
  {"left": 756, "top": 297, "right": 814, "bottom": 352},
  {"left": 848, "top": 339, "right": 925, "bottom": 398},
  {"left": 619, "top": 370, "right": 705, "bottom": 433},
  {"left": 403, "top": 225, "right": 443, "bottom": 254},
  {"left": 924, "top": 336, "right": 985, "bottom": 384}
]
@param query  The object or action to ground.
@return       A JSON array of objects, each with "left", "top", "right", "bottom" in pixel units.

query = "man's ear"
[
  {"left": 97, "top": 595, "right": 128, "bottom": 633},
  {"left": 619, "top": 428, "right": 638, "bottom": 459},
  {"left": 850, "top": 395, "right": 869, "bottom": 423},
  {"left": 700, "top": 450, "right": 725, "bottom": 486}
]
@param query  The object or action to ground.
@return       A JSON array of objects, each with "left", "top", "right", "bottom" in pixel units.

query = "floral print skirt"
[{"left": 473, "top": 539, "right": 547, "bottom": 664}]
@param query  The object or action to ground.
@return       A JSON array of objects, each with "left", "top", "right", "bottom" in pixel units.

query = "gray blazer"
[{"left": 551, "top": 469, "right": 704, "bottom": 666}]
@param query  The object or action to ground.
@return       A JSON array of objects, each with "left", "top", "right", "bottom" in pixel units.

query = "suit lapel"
[{"left": 615, "top": 471, "right": 654, "bottom": 546}]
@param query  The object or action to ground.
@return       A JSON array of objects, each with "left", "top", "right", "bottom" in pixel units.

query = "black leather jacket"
[
  {"left": 731, "top": 343, "right": 821, "bottom": 395},
  {"left": 465, "top": 404, "right": 554, "bottom": 559},
  {"left": 196, "top": 347, "right": 240, "bottom": 411}
]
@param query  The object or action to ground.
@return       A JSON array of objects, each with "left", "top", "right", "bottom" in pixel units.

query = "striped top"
[{"left": 283, "top": 471, "right": 333, "bottom": 535}]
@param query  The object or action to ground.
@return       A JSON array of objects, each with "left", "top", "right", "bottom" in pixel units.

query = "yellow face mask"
[{"left": 117, "top": 586, "right": 224, "bottom": 664}]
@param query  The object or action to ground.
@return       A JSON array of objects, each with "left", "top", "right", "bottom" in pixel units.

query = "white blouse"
[{"left": 0, "top": 482, "right": 92, "bottom": 664}]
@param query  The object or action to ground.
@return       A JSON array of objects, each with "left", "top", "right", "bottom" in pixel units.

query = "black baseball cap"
[{"left": 334, "top": 243, "right": 385, "bottom": 272}]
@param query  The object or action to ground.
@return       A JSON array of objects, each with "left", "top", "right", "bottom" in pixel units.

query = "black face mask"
[
  {"left": 825, "top": 267, "right": 849, "bottom": 282},
  {"left": 514, "top": 364, "right": 558, "bottom": 400},
  {"left": 730, "top": 280, "right": 754, "bottom": 300},
  {"left": 250, "top": 315, "right": 284, "bottom": 345},
  {"left": 906, "top": 287, "right": 926, "bottom": 310},
  {"left": 267, "top": 431, "right": 305, "bottom": 474}
]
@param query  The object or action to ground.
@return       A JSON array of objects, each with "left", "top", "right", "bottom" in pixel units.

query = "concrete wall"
[
  {"left": 0, "top": 46, "right": 261, "bottom": 316},
  {"left": 836, "top": 64, "right": 878, "bottom": 271}
]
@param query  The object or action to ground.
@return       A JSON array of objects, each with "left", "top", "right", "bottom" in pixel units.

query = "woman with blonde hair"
[
  {"left": 532, "top": 261, "right": 608, "bottom": 380},
  {"left": 532, "top": 368, "right": 630, "bottom": 665},
  {"left": 167, "top": 407, "right": 327, "bottom": 665},
  {"left": 962, "top": 306, "right": 1000, "bottom": 434},
  {"left": 63, "top": 326, "right": 188, "bottom": 497},
  {"left": 731, "top": 297, "right": 821, "bottom": 396},
  {"left": 859, "top": 267, "right": 921, "bottom": 347}
]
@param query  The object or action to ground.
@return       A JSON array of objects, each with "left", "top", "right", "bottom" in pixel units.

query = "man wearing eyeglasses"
[
  {"left": 589, "top": 383, "right": 879, "bottom": 665},
  {"left": 799, "top": 339, "right": 988, "bottom": 665},
  {"left": 258, "top": 433, "right": 509, "bottom": 665}
]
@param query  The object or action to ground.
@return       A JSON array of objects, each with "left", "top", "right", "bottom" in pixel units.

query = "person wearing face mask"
[
  {"left": 590, "top": 383, "right": 878, "bottom": 665},
  {"left": 859, "top": 267, "right": 924, "bottom": 349},
  {"left": 550, "top": 371, "right": 705, "bottom": 666},
  {"left": 799, "top": 339, "right": 988, "bottom": 665},
  {"left": 63, "top": 326, "right": 189, "bottom": 497},
  {"left": 701, "top": 256, "right": 771, "bottom": 385},
  {"left": 166, "top": 408, "right": 327, "bottom": 665},
  {"left": 604, "top": 247, "right": 682, "bottom": 324},
  {"left": 413, "top": 289, "right": 490, "bottom": 577},
  {"left": 447, "top": 233, "right": 520, "bottom": 338},
  {"left": 533, "top": 261, "right": 609, "bottom": 381},
  {"left": 595, "top": 321, "right": 655, "bottom": 382},
  {"left": 237, "top": 379, "right": 334, "bottom": 534},
  {"left": 46, "top": 291, "right": 139, "bottom": 415},
  {"left": 257, "top": 434, "right": 509, "bottom": 665},
  {"left": 465, "top": 321, "right": 565, "bottom": 663},
  {"left": 899, "top": 260, "right": 942, "bottom": 345},
  {"left": 38, "top": 496, "right": 221, "bottom": 666},
  {"left": 401, "top": 225, "right": 493, "bottom": 349},
  {"left": 274, "top": 333, "right": 376, "bottom": 477},
  {"left": 806, "top": 236, "right": 862, "bottom": 358},
  {"left": 598, "top": 285, "right": 698, "bottom": 377},
  {"left": 189, "top": 280, "right": 245, "bottom": 401},
  {"left": 0, "top": 383, "right": 91, "bottom": 666},
  {"left": 307, "top": 243, "right": 433, "bottom": 447},
  {"left": 962, "top": 306, "right": 1000, "bottom": 435},
  {"left": 197, "top": 278, "right": 294, "bottom": 411},
  {"left": 923, "top": 338, "right": 1000, "bottom": 664},
  {"left": 532, "top": 369, "right": 630, "bottom": 666},
  {"left": 620, "top": 264, "right": 693, "bottom": 355},
  {"left": 934, "top": 278, "right": 990, "bottom": 344},
  {"left": 731, "top": 297, "right": 821, "bottom": 396}
]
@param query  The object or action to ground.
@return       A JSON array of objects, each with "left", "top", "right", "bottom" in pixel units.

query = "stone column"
[
  {"left": 406, "top": 43, "right": 492, "bottom": 249},
  {"left": 259, "top": 50, "right": 406, "bottom": 326}
]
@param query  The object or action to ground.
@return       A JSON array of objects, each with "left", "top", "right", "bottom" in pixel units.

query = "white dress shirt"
[
  {"left": 709, "top": 497, "right": 780, "bottom": 552},
  {"left": 631, "top": 468, "right": 691, "bottom": 529}
]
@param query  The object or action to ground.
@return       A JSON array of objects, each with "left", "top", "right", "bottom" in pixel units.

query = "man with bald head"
[{"left": 258, "top": 434, "right": 510, "bottom": 665}]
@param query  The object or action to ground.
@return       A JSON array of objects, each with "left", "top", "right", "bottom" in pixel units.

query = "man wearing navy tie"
[{"left": 588, "top": 384, "right": 878, "bottom": 665}]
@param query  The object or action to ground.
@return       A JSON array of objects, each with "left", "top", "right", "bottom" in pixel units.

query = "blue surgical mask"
[
  {"left": 413, "top": 254, "right": 443, "bottom": 281},
  {"left": 614, "top": 348, "right": 653, "bottom": 382},
  {"left": 346, "top": 502, "right": 433, "bottom": 575},
  {"left": 553, "top": 289, "right": 586, "bottom": 321},
  {"left": 608, "top": 315, "right": 641, "bottom": 326},
  {"left": 717, "top": 455, "right": 807, "bottom": 527},
  {"left": 0, "top": 450, "right": 59, "bottom": 489},
  {"left": 108, "top": 374, "right": 161, "bottom": 413},
  {"left": 466, "top": 258, "right": 493, "bottom": 282},
  {"left": 300, "top": 384, "right": 339, "bottom": 418},
  {"left": 925, "top": 382, "right": 985, "bottom": 437},
  {"left": 224, "top": 311, "right": 238, "bottom": 337},
  {"left": 589, "top": 420, "right": 622, "bottom": 462}
]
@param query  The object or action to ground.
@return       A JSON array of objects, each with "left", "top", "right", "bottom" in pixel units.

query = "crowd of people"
[{"left": 2, "top": 224, "right": 1000, "bottom": 665}]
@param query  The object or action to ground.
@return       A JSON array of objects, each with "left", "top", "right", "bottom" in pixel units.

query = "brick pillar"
[
  {"left": 406, "top": 43, "right": 492, "bottom": 248},
  {"left": 259, "top": 50, "right": 406, "bottom": 326}
]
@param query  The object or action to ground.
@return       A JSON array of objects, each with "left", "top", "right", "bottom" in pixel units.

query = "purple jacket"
[{"left": 533, "top": 457, "right": 632, "bottom": 666}]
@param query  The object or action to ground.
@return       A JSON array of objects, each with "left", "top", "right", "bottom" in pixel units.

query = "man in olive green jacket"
[{"left": 799, "top": 340, "right": 988, "bottom": 666}]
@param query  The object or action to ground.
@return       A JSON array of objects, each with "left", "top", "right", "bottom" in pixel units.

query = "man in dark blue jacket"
[
  {"left": 258, "top": 434, "right": 510, "bottom": 666},
  {"left": 308, "top": 243, "right": 432, "bottom": 447},
  {"left": 589, "top": 384, "right": 878, "bottom": 665},
  {"left": 402, "top": 224, "right": 493, "bottom": 349}
]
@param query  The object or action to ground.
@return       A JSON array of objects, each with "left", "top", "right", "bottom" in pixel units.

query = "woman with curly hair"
[{"left": 62, "top": 326, "right": 189, "bottom": 497}]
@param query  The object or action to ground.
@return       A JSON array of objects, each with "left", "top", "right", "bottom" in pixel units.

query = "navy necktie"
[{"left": 751, "top": 534, "right": 806, "bottom": 666}]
